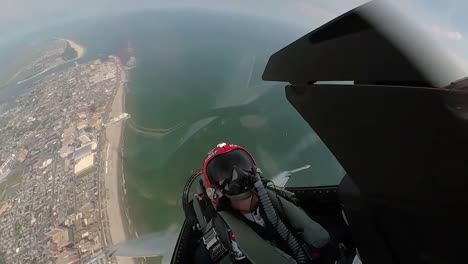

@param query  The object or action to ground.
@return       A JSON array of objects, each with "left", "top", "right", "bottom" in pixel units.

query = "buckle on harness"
[{"left": 203, "top": 227, "right": 228, "bottom": 261}]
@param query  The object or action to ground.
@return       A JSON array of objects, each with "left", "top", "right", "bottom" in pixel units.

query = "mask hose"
[{"left": 253, "top": 173, "right": 307, "bottom": 264}]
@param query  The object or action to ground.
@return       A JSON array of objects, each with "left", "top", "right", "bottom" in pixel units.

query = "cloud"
[{"left": 429, "top": 25, "right": 463, "bottom": 41}]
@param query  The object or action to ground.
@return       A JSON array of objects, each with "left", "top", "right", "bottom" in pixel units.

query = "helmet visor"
[{"left": 206, "top": 149, "right": 255, "bottom": 187}]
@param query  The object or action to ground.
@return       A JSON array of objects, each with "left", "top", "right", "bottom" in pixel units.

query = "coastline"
[
  {"left": 16, "top": 38, "right": 86, "bottom": 85},
  {"left": 64, "top": 39, "right": 86, "bottom": 59},
  {"left": 103, "top": 56, "right": 135, "bottom": 264}
]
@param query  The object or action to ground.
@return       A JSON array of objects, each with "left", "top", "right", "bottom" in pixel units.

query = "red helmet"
[{"left": 202, "top": 143, "right": 256, "bottom": 199}]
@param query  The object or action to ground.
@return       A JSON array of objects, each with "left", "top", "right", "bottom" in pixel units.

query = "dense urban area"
[{"left": 0, "top": 40, "right": 128, "bottom": 264}]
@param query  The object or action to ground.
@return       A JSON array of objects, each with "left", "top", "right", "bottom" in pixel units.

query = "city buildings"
[{"left": 0, "top": 48, "right": 126, "bottom": 264}]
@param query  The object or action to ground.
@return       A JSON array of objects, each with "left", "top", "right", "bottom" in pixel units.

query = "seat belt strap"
[{"left": 202, "top": 219, "right": 230, "bottom": 262}]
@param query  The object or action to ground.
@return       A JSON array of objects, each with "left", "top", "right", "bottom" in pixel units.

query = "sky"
[
  {"left": 0, "top": 0, "right": 369, "bottom": 40},
  {"left": 0, "top": 1, "right": 464, "bottom": 29},
  {"left": 1, "top": 0, "right": 467, "bottom": 74},
  {"left": 0, "top": 0, "right": 465, "bottom": 42}
]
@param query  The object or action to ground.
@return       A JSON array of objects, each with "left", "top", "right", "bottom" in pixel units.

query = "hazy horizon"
[{"left": 2, "top": 0, "right": 468, "bottom": 79}]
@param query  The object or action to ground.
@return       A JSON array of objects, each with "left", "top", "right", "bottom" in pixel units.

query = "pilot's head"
[{"left": 202, "top": 143, "right": 258, "bottom": 211}]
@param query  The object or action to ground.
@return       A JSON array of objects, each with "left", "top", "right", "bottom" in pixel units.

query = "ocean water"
[
  {"left": 116, "top": 11, "right": 345, "bottom": 234},
  {"left": 3, "top": 9, "right": 345, "bottom": 261}
]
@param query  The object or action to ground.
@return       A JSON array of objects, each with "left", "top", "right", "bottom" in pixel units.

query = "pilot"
[{"left": 196, "top": 142, "right": 334, "bottom": 264}]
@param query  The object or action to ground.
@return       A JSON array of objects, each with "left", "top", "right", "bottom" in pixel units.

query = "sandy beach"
[{"left": 104, "top": 57, "right": 134, "bottom": 264}]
